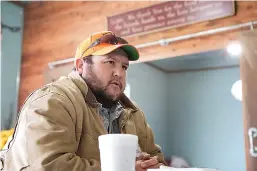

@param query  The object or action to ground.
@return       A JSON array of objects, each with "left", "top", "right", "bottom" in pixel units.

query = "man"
[{"left": 0, "top": 31, "right": 167, "bottom": 171}]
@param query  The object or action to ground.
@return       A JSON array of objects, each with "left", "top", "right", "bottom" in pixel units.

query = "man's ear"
[{"left": 75, "top": 58, "right": 84, "bottom": 74}]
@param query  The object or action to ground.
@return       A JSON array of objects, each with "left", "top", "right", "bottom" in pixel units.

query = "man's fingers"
[
  {"left": 140, "top": 156, "right": 159, "bottom": 169},
  {"left": 137, "top": 152, "right": 150, "bottom": 161},
  {"left": 142, "top": 153, "right": 150, "bottom": 160}
]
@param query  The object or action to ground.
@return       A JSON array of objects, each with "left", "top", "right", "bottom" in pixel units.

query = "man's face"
[{"left": 81, "top": 49, "right": 129, "bottom": 102}]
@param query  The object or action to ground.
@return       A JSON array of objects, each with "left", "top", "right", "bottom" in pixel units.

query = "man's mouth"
[{"left": 109, "top": 81, "right": 122, "bottom": 89}]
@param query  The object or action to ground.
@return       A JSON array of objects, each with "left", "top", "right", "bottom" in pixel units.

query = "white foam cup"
[{"left": 99, "top": 134, "right": 138, "bottom": 171}]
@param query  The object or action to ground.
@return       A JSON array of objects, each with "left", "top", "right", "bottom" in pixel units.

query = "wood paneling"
[
  {"left": 240, "top": 30, "right": 257, "bottom": 171},
  {"left": 19, "top": 1, "right": 257, "bottom": 107}
]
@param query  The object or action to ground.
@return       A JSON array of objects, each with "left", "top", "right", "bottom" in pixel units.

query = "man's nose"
[{"left": 113, "top": 66, "right": 125, "bottom": 77}]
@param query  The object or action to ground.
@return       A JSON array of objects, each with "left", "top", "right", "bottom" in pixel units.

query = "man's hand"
[
  {"left": 136, "top": 155, "right": 163, "bottom": 171},
  {"left": 136, "top": 152, "right": 151, "bottom": 161}
]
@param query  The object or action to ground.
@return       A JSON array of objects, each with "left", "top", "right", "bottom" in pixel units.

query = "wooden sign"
[{"left": 107, "top": 1, "right": 235, "bottom": 37}]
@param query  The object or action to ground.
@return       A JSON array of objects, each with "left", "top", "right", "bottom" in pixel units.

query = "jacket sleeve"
[
  {"left": 144, "top": 121, "right": 168, "bottom": 166},
  {"left": 136, "top": 108, "right": 168, "bottom": 166},
  {"left": 23, "top": 92, "right": 101, "bottom": 171}
]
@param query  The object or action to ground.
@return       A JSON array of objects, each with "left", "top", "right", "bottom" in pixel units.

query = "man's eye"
[
  {"left": 122, "top": 66, "right": 128, "bottom": 70},
  {"left": 107, "top": 61, "right": 115, "bottom": 65}
]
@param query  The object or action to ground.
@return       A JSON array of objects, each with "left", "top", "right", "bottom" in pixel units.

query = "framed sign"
[{"left": 107, "top": 1, "right": 235, "bottom": 37}]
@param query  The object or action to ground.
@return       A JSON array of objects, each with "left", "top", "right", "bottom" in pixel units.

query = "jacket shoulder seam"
[{"left": 30, "top": 91, "right": 76, "bottom": 123}]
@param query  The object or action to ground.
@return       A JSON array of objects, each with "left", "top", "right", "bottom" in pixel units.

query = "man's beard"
[{"left": 81, "top": 67, "right": 123, "bottom": 108}]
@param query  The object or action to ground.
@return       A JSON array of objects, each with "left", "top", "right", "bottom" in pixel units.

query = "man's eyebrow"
[{"left": 106, "top": 55, "right": 129, "bottom": 66}]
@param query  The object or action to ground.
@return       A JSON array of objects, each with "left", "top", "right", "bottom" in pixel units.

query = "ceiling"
[{"left": 146, "top": 49, "right": 240, "bottom": 73}]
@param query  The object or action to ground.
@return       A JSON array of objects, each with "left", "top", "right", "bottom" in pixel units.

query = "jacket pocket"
[
  {"left": 76, "top": 134, "right": 100, "bottom": 161},
  {"left": 85, "top": 133, "right": 98, "bottom": 140}
]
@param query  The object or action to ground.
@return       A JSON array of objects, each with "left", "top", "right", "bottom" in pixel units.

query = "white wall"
[
  {"left": 127, "top": 63, "right": 245, "bottom": 171},
  {"left": 167, "top": 67, "right": 245, "bottom": 171},
  {"left": 127, "top": 63, "right": 169, "bottom": 155}
]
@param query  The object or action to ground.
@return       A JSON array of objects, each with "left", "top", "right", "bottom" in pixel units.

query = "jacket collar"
[{"left": 68, "top": 71, "right": 137, "bottom": 110}]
